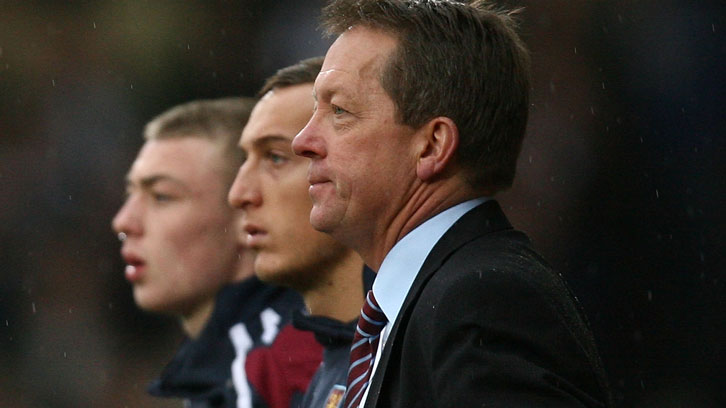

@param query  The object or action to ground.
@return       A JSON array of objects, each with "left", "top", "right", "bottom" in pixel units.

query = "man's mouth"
[
  {"left": 243, "top": 223, "right": 268, "bottom": 248},
  {"left": 121, "top": 251, "right": 146, "bottom": 282}
]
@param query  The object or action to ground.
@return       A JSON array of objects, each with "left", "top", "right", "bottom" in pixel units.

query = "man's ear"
[{"left": 416, "top": 116, "right": 459, "bottom": 181}]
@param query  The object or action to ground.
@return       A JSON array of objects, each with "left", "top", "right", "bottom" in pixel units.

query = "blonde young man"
[
  {"left": 228, "top": 58, "right": 373, "bottom": 408},
  {"left": 113, "top": 98, "right": 321, "bottom": 408}
]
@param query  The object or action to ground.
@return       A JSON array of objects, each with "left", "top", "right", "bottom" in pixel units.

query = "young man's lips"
[
  {"left": 125, "top": 264, "right": 145, "bottom": 282},
  {"left": 121, "top": 250, "right": 146, "bottom": 282},
  {"left": 243, "top": 223, "right": 267, "bottom": 247}
]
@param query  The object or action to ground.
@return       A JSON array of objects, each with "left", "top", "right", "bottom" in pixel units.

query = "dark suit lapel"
[{"left": 365, "top": 200, "right": 512, "bottom": 406}]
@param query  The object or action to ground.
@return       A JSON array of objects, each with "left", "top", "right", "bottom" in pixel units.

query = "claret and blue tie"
[{"left": 343, "top": 290, "right": 387, "bottom": 408}]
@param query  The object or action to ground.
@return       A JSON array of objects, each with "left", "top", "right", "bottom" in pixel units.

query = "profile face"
[
  {"left": 292, "top": 27, "right": 419, "bottom": 248},
  {"left": 228, "top": 84, "right": 349, "bottom": 288},
  {"left": 112, "top": 137, "right": 244, "bottom": 316}
]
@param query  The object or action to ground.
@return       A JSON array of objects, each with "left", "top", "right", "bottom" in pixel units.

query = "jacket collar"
[
  {"left": 148, "top": 277, "right": 287, "bottom": 399},
  {"left": 365, "top": 200, "right": 512, "bottom": 406}
]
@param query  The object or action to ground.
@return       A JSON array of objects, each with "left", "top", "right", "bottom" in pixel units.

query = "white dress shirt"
[{"left": 358, "top": 197, "right": 487, "bottom": 406}]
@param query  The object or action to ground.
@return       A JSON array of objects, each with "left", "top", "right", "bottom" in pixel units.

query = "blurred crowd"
[{"left": 1, "top": 1, "right": 723, "bottom": 407}]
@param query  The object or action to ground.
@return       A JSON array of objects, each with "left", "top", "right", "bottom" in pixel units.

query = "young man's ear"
[{"left": 415, "top": 116, "right": 459, "bottom": 181}]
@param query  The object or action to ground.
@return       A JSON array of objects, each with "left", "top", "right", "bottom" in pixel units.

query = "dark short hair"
[
  {"left": 321, "top": 0, "right": 531, "bottom": 192},
  {"left": 144, "top": 97, "right": 256, "bottom": 181},
  {"left": 258, "top": 56, "right": 325, "bottom": 96}
]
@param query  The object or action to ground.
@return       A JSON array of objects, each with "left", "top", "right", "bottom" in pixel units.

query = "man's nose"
[
  {"left": 112, "top": 197, "right": 141, "bottom": 238},
  {"left": 292, "top": 120, "right": 325, "bottom": 159},
  {"left": 228, "top": 164, "right": 262, "bottom": 209}
]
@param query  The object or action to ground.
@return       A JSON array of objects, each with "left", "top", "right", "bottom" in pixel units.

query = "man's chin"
[
  {"left": 254, "top": 259, "right": 314, "bottom": 292},
  {"left": 309, "top": 208, "right": 338, "bottom": 234},
  {"left": 254, "top": 261, "right": 288, "bottom": 286},
  {"left": 133, "top": 289, "right": 171, "bottom": 315}
]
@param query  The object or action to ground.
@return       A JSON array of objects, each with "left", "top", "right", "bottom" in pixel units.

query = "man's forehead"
[
  {"left": 313, "top": 68, "right": 390, "bottom": 105},
  {"left": 314, "top": 61, "right": 384, "bottom": 100},
  {"left": 127, "top": 138, "right": 217, "bottom": 184},
  {"left": 322, "top": 27, "right": 396, "bottom": 76},
  {"left": 313, "top": 70, "right": 356, "bottom": 99},
  {"left": 125, "top": 157, "right": 176, "bottom": 187},
  {"left": 241, "top": 86, "right": 313, "bottom": 147}
]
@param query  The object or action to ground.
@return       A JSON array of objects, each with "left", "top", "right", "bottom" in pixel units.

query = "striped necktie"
[{"left": 344, "top": 290, "right": 388, "bottom": 408}]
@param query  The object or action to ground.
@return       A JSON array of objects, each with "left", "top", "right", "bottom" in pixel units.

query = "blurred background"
[{"left": 0, "top": 1, "right": 723, "bottom": 407}]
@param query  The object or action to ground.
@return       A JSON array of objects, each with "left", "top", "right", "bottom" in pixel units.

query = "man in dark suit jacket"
[{"left": 292, "top": 0, "right": 613, "bottom": 406}]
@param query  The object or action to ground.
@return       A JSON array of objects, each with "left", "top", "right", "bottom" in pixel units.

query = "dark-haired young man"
[
  {"left": 228, "top": 57, "right": 373, "bottom": 408},
  {"left": 113, "top": 98, "right": 321, "bottom": 408},
  {"left": 292, "top": 1, "right": 613, "bottom": 407}
]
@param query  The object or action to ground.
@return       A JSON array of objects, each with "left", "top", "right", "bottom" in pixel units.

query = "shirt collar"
[{"left": 372, "top": 197, "right": 487, "bottom": 324}]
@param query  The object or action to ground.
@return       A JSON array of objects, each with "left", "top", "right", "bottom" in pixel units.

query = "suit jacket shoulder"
[{"left": 366, "top": 201, "right": 612, "bottom": 408}]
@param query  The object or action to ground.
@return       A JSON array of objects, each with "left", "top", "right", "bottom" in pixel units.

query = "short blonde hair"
[{"left": 143, "top": 97, "right": 256, "bottom": 180}]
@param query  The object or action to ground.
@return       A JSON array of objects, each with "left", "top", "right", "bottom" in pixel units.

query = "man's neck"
[
  {"left": 363, "top": 178, "right": 481, "bottom": 270},
  {"left": 180, "top": 299, "right": 215, "bottom": 339},
  {"left": 302, "top": 251, "right": 365, "bottom": 323}
]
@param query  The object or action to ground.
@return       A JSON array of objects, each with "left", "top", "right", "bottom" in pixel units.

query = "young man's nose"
[
  {"left": 228, "top": 165, "right": 262, "bottom": 209},
  {"left": 112, "top": 198, "right": 141, "bottom": 237}
]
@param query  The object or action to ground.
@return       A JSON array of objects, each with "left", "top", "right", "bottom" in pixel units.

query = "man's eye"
[
  {"left": 267, "top": 152, "right": 287, "bottom": 165},
  {"left": 152, "top": 193, "right": 173, "bottom": 202},
  {"left": 332, "top": 105, "right": 346, "bottom": 115}
]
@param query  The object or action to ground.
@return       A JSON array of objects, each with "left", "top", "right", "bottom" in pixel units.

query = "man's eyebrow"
[
  {"left": 322, "top": 83, "right": 358, "bottom": 104},
  {"left": 313, "top": 76, "right": 350, "bottom": 102},
  {"left": 250, "top": 135, "right": 292, "bottom": 149},
  {"left": 126, "top": 174, "right": 187, "bottom": 191}
]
